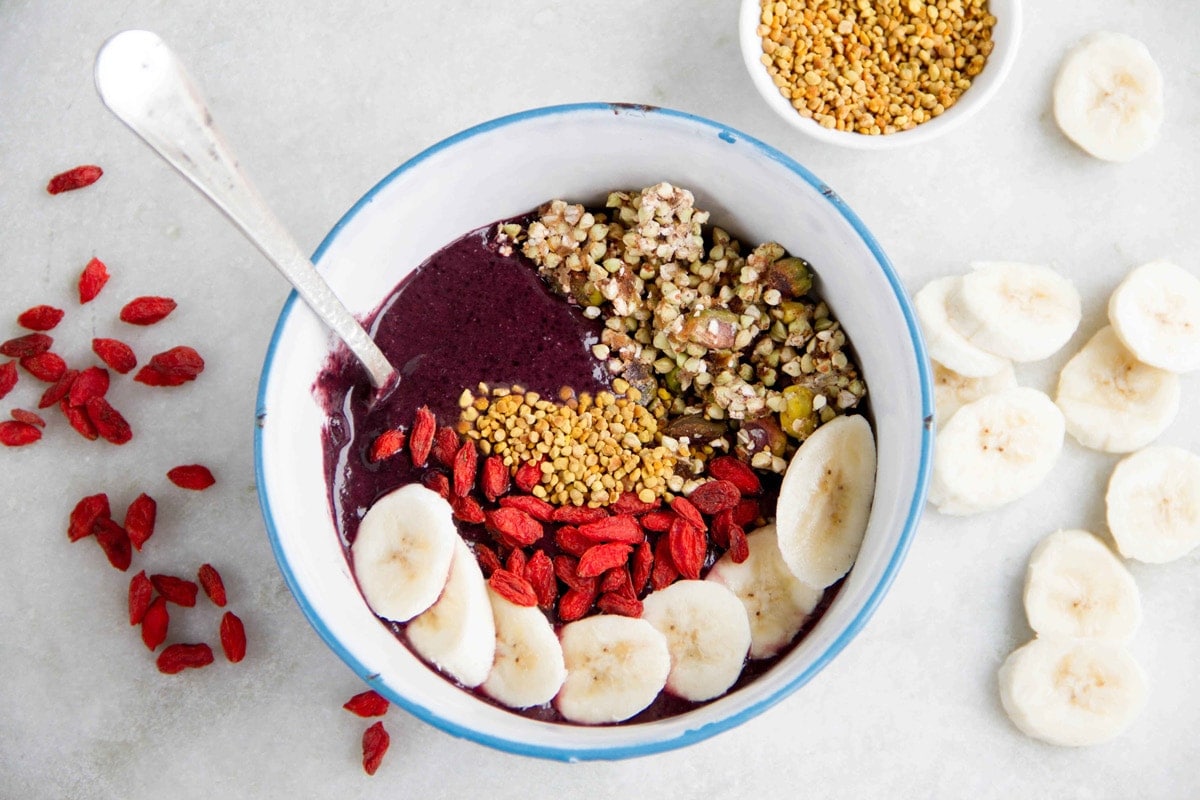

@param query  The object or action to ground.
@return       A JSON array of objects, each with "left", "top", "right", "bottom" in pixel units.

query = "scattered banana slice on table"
[
  {"left": 1053, "top": 31, "right": 1164, "bottom": 163},
  {"left": 915, "top": 276, "right": 1010, "bottom": 378},
  {"left": 933, "top": 360, "right": 1017, "bottom": 427},
  {"left": 555, "top": 615, "right": 670, "bottom": 724},
  {"left": 481, "top": 587, "right": 567, "bottom": 709},
  {"left": 1108, "top": 260, "right": 1200, "bottom": 373},
  {"left": 1106, "top": 445, "right": 1200, "bottom": 563}
]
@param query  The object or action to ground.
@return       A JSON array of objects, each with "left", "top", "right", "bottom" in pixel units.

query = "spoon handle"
[{"left": 94, "top": 30, "right": 397, "bottom": 390}]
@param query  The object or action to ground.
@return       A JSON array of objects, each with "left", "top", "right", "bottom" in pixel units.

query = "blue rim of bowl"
[{"left": 254, "top": 102, "right": 934, "bottom": 762}]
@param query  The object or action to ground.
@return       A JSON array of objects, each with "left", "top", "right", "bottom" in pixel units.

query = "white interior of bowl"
[
  {"left": 255, "top": 104, "right": 932, "bottom": 760},
  {"left": 737, "top": 0, "right": 1022, "bottom": 149}
]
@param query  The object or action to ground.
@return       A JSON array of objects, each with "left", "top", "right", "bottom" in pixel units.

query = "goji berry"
[
  {"left": 0, "top": 333, "right": 52, "bottom": 359},
  {"left": 78, "top": 257, "right": 110, "bottom": 304},
  {"left": 431, "top": 426, "right": 459, "bottom": 467},
  {"left": 38, "top": 369, "right": 76, "bottom": 408},
  {"left": 553, "top": 555, "right": 598, "bottom": 593},
  {"left": 141, "top": 596, "right": 169, "bottom": 650},
  {"left": 498, "top": 494, "right": 554, "bottom": 522},
  {"left": 708, "top": 455, "right": 762, "bottom": 495},
  {"left": 576, "top": 514, "right": 643, "bottom": 544},
  {"left": 524, "top": 549, "right": 556, "bottom": 608},
  {"left": 505, "top": 547, "right": 527, "bottom": 576},
  {"left": 68, "top": 493, "right": 110, "bottom": 542},
  {"left": 219, "top": 611, "right": 246, "bottom": 663},
  {"left": 487, "top": 569, "right": 537, "bottom": 607},
  {"left": 10, "top": 409, "right": 45, "bottom": 428},
  {"left": 124, "top": 493, "right": 157, "bottom": 550},
  {"left": 554, "top": 525, "right": 591, "bottom": 557},
  {"left": 156, "top": 643, "right": 214, "bottom": 674},
  {"left": 93, "top": 517, "right": 132, "bottom": 571},
  {"left": 452, "top": 440, "right": 477, "bottom": 498},
  {"left": 473, "top": 543, "right": 502, "bottom": 576},
  {"left": 421, "top": 471, "right": 451, "bottom": 500},
  {"left": 20, "top": 352, "right": 67, "bottom": 382},
  {"left": 551, "top": 505, "right": 608, "bottom": 525},
  {"left": 513, "top": 458, "right": 543, "bottom": 493},
  {"left": 611, "top": 492, "right": 660, "bottom": 515},
  {"left": 85, "top": 396, "right": 132, "bottom": 445},
  {"left": 688, "top": 480, "right": 741, "bottom": 515},
  {"left": 60, "top": 398, "right": 97, "bottom": 440},
  {"left": 47, "top": 165, "right": 103, "bottom": 194},
  {"left": 129, "top": 570, "right": 153, "bottom": 626},
  {"left": 151, "top": 574, "right": 198, "bottom": 607},
  {"left": 670, "top": 496, "right": 706, "bottom": 531},
  {"left": 484, "top": 507, "right": 543, "bottom": 548},
  {"left": 343, "top": 690, "right": 389, "bottom": 718},
  {"left": 711, "top": 509, "right": 734, "bottom": 549},
  {"left": 668, "top": 518, "right": 706, "bottom": 581},
  {"left": 733, "top": 498, "right": 761, "bottom": 527},
  {"left": 91, "top": 338, "right": 137, "bottom": 374},
  {"left": 0, "top": 420, "right": 41, "bottom": 446},
  {"left": 408, "top": 406, "right": 435, "bottom": 467},
  {"left": 596, "top": 592, "right": 643, "bottom": 618},
  {"left": 630, "top": 541, "right": 653, "bottom": 595},
  {"left": 640, "top": 510, "right": 675, "bottom": 532},
  {"left": 369, "top": 429, "right": 405, "bottom": 462},
  {"left": 481, "top": 455, "right": 510, "bottom": 502},
  {"left": 361, "top": 721, "right": 390, "bottom": 776},
  {"left": 69, "top": 366, "right": 109, "bottom": 407},
  {"left": 451, "top": 494, "right": 486, "bottom": 524},
  {"left": 17, "top": 305, "right": 64, "bottom": 331},
  {"left": 167, "top": 464, "right": 215, "bottom": 490},
  {"left": 134, "top": 346, "right": 204, "bottom": 386},
  {"left": 0, "top": 361, "right": 16, "bottom": 400},
  {"left": 198, "top": 563, "right": 227, "bottom": 607},
  {"left": 577, "top": 542, "right": 634, "bottom": 578},
  {"left": 728, "top": 523, "right": 750, "bottom": 564},
  {"left": 119, "top": 296, "right": 177, "bottom": 325},
  {"left": 558, "top": 587, "right": 597, "bottom": 622},
  {"left": 651, "top": 535, "right": 680, "bottom": 591},
  {"left": 599, "top": 566, "right": 635, "bottom": 598}
]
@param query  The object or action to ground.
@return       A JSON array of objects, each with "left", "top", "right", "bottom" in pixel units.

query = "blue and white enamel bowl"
[{"left": 255, "top": 103, "right": 933, "bottom": 761}]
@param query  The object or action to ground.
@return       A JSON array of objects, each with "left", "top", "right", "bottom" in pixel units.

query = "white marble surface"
[{"left": 2, "top": 1, "right": 1198, "bottom": 797}]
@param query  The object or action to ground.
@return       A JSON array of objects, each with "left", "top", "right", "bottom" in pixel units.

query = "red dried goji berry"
[
  {"left": 640, "top": 510, "right": 675, "bottom": 532},
  {"left": 551, "top": 505, "right": 609, "bottom": 525},
  {"left": 558, "top": 587, "right": 597, "bottom": 622},
  {"left": 47, "top": 165, "right": 103, "bottom": 194},
  {"left": 167, "top": 464, "right": 215, "bottom": 490},
  {"left": 156, "top": 643, "right": 214, "bottom": 674},
  {"left": 651, "top": 534, "right": 680, "bottom": 591},
  {"left": 630, "top": 540, "right": 653, "bottom": 595},
  {"left": 421, "top": 470, "right": 451, "bottom": 500},
  {"left": 576, "top": 514, "right": 643, "bottom": 544},
  {"left": 219, "top": 611, "right": 246, "bottom": 663},
  {"left": 408, "top": 406, "right": 435, "bottom": 466},
  {"left": 670, "top": 496, "right": 706, "bottom": 531},
  {"left": 728, "top": 523, "right": 750, "bottom": 564},
  {"left": 733, "top": 498, "right": 761, "bottom": 527},
  {"left": 513, "top": 458, "right": 543, "bottom": 493},
  {"left": 577, "top": 542, "right": 634, "bottom": 578},
  {"left": 38, "top": 368, "right": 76, "bottom": 408},
  {"left": 599, "top": 566, "right": 635, "bottom": 598},
  {"left": 554, "top": 525, "right": 591, "bottom": 557},
  {"left": 198, "top": 563, "right": 227, "bottom": 607},
  {"left": 505, "top": 547, "right": 527, "bottom": 576},
  {"left": 17, "top": 305, "right": 64, "bottom": 332},
  {"left": 369, "top": 429, "right": 405, "bottom": 462},
  {"left": 611, "top": 492, "right": 661, "bottom": 515},
  {"left": 0, "top": 332, "right": 52, "bottom": 359},
  {"left": 708, "top": 455, "right": 762, "bottom": 495},
  {"left": 553, "top": 555, "right": 598, "bottom": 593},
  {"left": 597, "top": 592, "right": 643, "bottom": 618},
  {"left": 487, "top": 569, "right": 537, "bottom": 607},
  {"left": 668, "top": 518, "right": 706, "bottom": 581},
  {"left": 451, "top": 494, "right": 486, "bottom": 524},
  {"left": 498, "top": 494, "right": 555, "bottom": 522},
  {"left": 93, "top": 517, "right": 132, "bottom": 571},
  {"left": 124, "top": 492, "right": 156, "bottom": 550},
  {"left": 452, "top": 440, "right": 477, "bottom": 498},
  {"left": 481, "top": 455, "right": 510, "bottom": 502},
  {"left": 85, "top": 396, "right": 132, "bottom": 445},
  {"left": 362, "top": 721, "right": 390, "bottom": 776},
  {"left": 60, "top": 398, "right": 97, "bottom": 440},
  {"left": 711, "top": 509, "right": 734, "bottom": 549},
  {"left": 473, "top": 543, "right": 502, "bottom": 576},
  {"left": 688, "top": 480, "right": 741, "bottom": 515},
  {"left": 129, "top": 570, "right": 153, "bottom": 626},
  {"left": 91, "top": 338, "right": 137, "bottom": 374},
  {"left": 69, "top": 366, "right": 109, "bottom": 407},
  {"left": 10, "top": 409, "right": 45, "bottom": 428},
  {"left": 119, "top": 296, "right": 177, "bottom": 325},
  {"left": 141, "top": 596, "right": 169, "bottom": 650},
  {"left": 484, "top": 507, "right": 543, "bottom": 548},
  {"left": 0, "top": 361, "right": 16, "bottom": 400},
  {"left": 68, "top": 493, "right": 109, "bottom": 542},
  {"left": 151, "top": 574, "right": 198, "bottom": 607},
  {"left": 78, "top": 257, "right": 110, "bottom": 304},
  {"left": 524, "top": 549, "right": 556, "bottom": 608},
  {"left": 134, "top": 346, "right": 204, "bottom": 386},
  {"left": 0, "top": 420, "right": 41, "bottom": 446},
  {"left": 431, "top": 426, "right": 460, "bottom": 467},
  {"left": 20, "top": 351, "right": 67, "bottom": 382},
  {"left": 343, "top": 689, "right": 389, "bottom": 718}
]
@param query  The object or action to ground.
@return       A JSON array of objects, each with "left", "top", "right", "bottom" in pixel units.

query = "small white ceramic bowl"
[
  {"left": 738, "top": 0, "right": 1022, "bottom": 149},
  {"left": 255, "top": 103, "right": 933, "bottom": 761}
]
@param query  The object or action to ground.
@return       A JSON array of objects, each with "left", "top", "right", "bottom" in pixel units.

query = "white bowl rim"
[{"left": 253, "top": 102, "right": 934, "bottom": 761}]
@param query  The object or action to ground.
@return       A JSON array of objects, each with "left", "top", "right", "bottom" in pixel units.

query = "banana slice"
[
  {"left": 641, "top": 580, "right": 752, "bottom": 702},
  {"left": 480, "top": 588, "right": 566, "bottom": 709},
  {"left": 407, "top": 536, "right": 496, "bottom": 688},
  {"left": 915, "top": 276, "right": 1010, "bottom": 377},
  {"left": 933, "top": 360, "right": 1017, "bottom": 428},
  {"left": 1023, "top": 529, "right": 1141, "bottom": 644},
  {"left": 1053, "top": 32, "right": 1164, "bottom": 163},
  {"left": 1108, "top": 260, "right": 1200, "bottom": 373},
  {"left": 1055, "top": 326, "right": 1180, "bottom": 453},
  {"left": 998, "top": 637, "right": 1147, "bottom": 747},
  {"left": 928, "top": 387, "right": 1065, "bottom": 516},
  {"left": 1106, "top": 445, "right": 1200, "bottom": 563},
  {"left": 707, "top": 525, "right": 823, "bottom": 659},
  {"left": 945, "top": 262, "right": 1082, "bottom": 363},
  {"left": 555, "top": 615, "right": 671, "bottom": 724},
  {"left": 774, "top": 414, "right": 876, "bottom": 589},
  {"left": 350, "top": 484, "right": 458, "bottom": 622}
]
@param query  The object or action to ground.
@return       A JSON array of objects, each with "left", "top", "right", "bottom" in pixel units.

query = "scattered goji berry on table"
[
  {"left": 134, "top": 346, "right": 204, "bottom": 386},
  {"left": 46, "top": 165, "right": 103, "bottom": 194},
  {"left": 151, "top": 574, "right": 198, "bottom": 607},
  {"left": 92, "top": 338, "right": 137, "bottom": 374},
  {"left": 361, "top": 721, "right": 390, "bottom": 776},
  {"left": 85, "top": 396, "right": 132, "bottom": 445},
  {"left": 19, "top": 351, "right": 67, "bottom": 382},
  {"left": 343, "top": 690, "right": 389, "bottom": 718},
  {"left": 119, "top": 296, "right": 177, "bottom": 325},
  {"left": 38, "top": 369, "right": 76, "bottom": 408},
  {"left": 0, "top": 420, "right": 41, "bottom": 446},
  {"left": 78, "top": 257, "right": 110, "bottom": 304},
  {"left": 156, "top": 643, "right": 214, "bottom": 674},
  {"left": 197, "top": 563, "right": 227, "bottom": 607},
  {"left": 60, "top": 398, "right": 97, "bottom": 440},
  {"left": 68, "top": 493, "right": 110, "bottom": 542},
  {"left": 219, "top": 611, "right": 246, "bottom": 663},
  {"left": 129, "top": 571, "right": 153, "bottom": 626},
  {"left": 124, "top": 493, "right": 157, "bottom": 550},
  {"left": 10, "top": 409, "right": 45, "bottom": 428},
  {"left": 369, "top": 429, "right": 405, "bottom": 462},
  {"left": 69, "top": 366, "right": 110, "bottom": 407},
  {"left": 0, "top": 361, "right": 17, "bottom": 399},
  {"left": 17, "top": 305, "right": 64, "bottom": 331},
  {"left": 167, "top": 464, "right": 215, "bottom": 490},
  {"left": 0, "top": 333, "right": 52, "bottom": 359},
  {"left": 141, "top": 596, "right": 169, "bottom": 650},
  {"left": 93, "top": 517, "right": 132, "bottom": 571}
]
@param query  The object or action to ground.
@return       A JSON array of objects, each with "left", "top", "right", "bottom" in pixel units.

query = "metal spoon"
[{"left": 94, "top": 30, "right": 398, "bottom": 390}]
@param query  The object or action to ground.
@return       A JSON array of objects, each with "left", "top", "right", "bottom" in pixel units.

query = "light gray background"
[{"left": 2, "top": 1, "right": 1197, "bottom": 797}]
